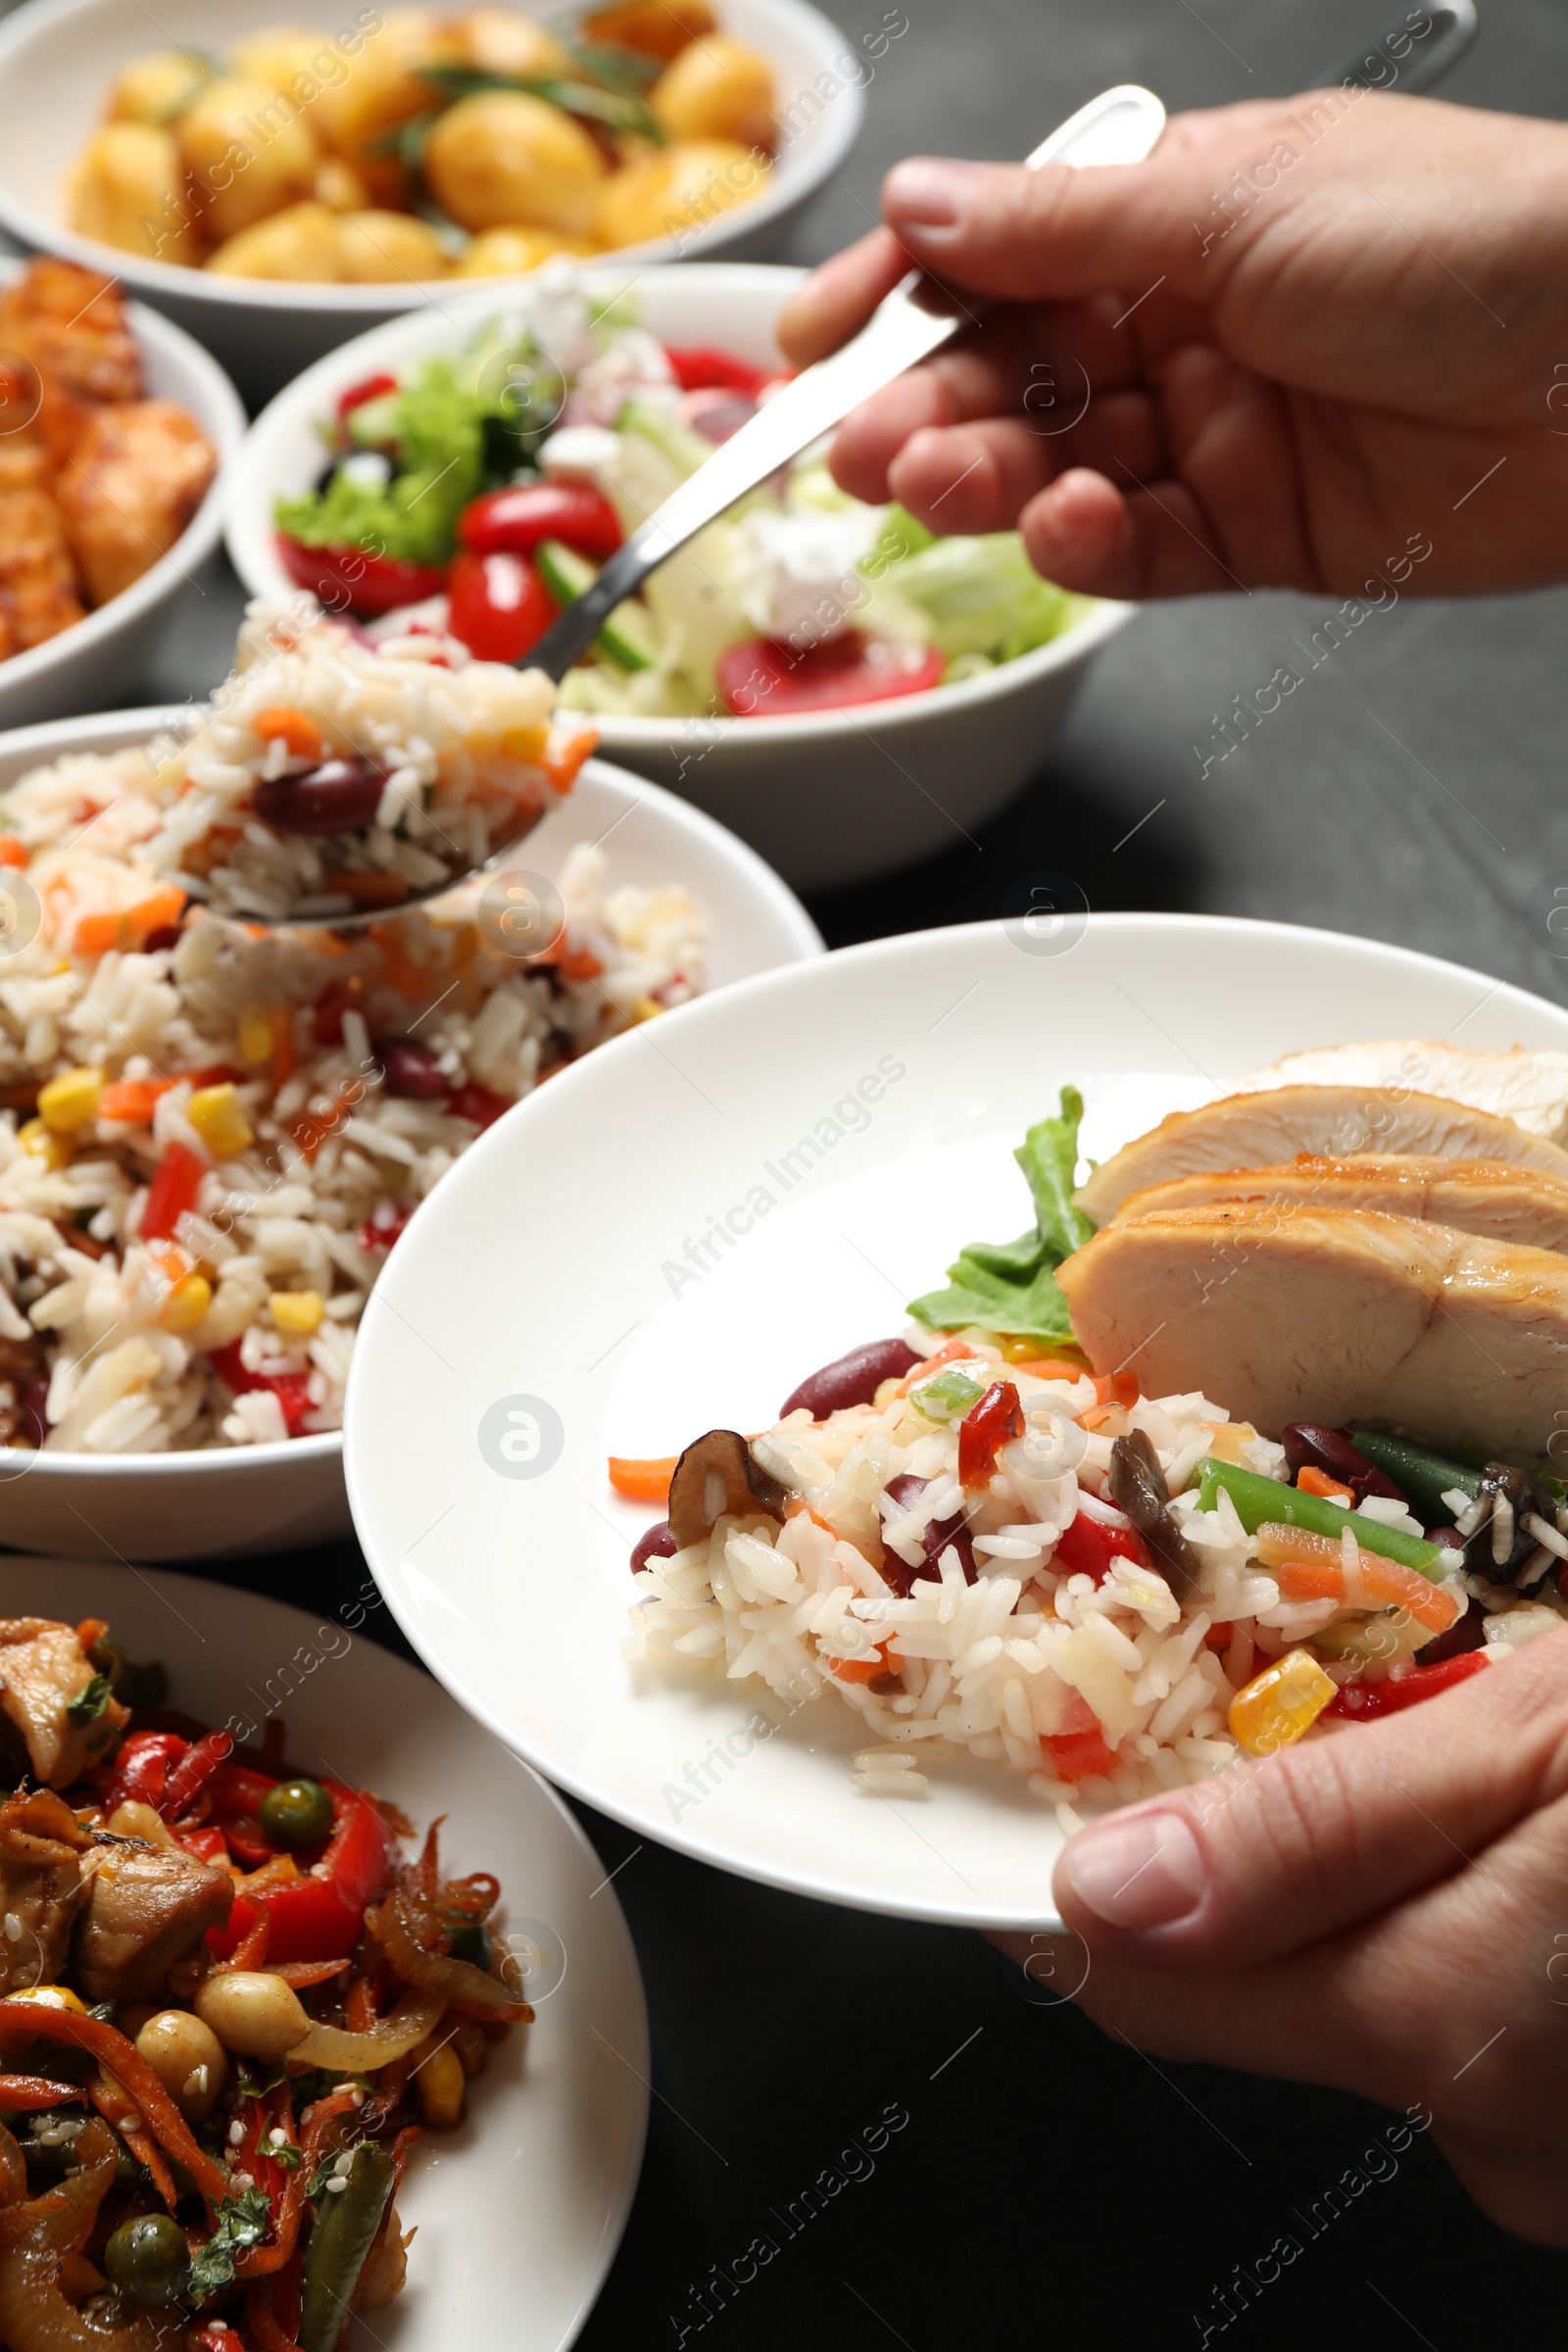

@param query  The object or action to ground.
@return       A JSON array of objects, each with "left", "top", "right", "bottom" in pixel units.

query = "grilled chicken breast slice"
[
  {"left": 1232, "top": 1042, "right": 1568, "bottom": 1142},
  {"left": 74, "top": 1838, "right": 233, "bottom": 2006},
  {"left": 1074, "top": 1087, "right": 1568, "bottom": 1227},
  {"left": 0, "top": 1618, "right": 128, "bottom": 1788},
  {"left": 1111, "top": 1155, "right": 1568, "bottom": 1255},
  {"left": 1057, "top": 1200, "right": 1568, "bottom": 1457}
]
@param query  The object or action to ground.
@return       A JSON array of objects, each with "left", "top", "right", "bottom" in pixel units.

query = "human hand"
[
  {"left": 991, "top": 1630, "right": 1568, "bottom": 2244},
  {"left": 778, "top": 91, "right": 1568, "bottom": 600}
]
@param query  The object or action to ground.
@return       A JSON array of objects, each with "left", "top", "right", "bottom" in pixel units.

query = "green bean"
[
  {"left": 1194, "top": 1460, "right": 1446, "bottom": 1575},
  {"left": 1349, "top": 1430, "right": 1481, "bottom": 1522},
  {"left": 299, "top": 2141, "right": 395, "bottom": 2352}
]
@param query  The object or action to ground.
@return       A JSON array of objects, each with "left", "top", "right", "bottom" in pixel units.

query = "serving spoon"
[{"left": 256, "top": 0, "right": 1476, "bottom": 928}]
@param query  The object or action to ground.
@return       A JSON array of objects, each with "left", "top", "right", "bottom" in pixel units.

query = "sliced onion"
[
  {"left": 0, "top": 2120, "right": 165, "bottom": 2352},
  {"left": 374, "top": 1889, "right": 527, "bottom": 2017},
  {"left": 285, "top": 1987, "right": 442, "bottom": 2074}
]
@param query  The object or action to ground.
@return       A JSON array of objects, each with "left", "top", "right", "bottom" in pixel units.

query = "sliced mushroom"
[
  {"left": 1107, "top": 1430, "right": 1199, "bottom": 1603},
  {"left": 1453, "top": 1462, "right": 1566, "bottom": 1588},
  {"left": 667, "top": 1430, "right": 789, "bottom": 1549}
]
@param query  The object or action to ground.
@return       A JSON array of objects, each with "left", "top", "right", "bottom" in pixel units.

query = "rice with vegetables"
[
  {"left": 622, "top": 1088, "right": 1566, "bottom": 1818},
  {"left": 0, "top": 605, "right": 703, "bottom": 1456}
]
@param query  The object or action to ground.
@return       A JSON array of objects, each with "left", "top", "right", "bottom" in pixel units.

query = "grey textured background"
[{"left": 15, "top": 0, "right": 1568, "bottom": 2343}]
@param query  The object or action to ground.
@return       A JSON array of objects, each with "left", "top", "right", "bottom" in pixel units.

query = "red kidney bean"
[
  {"left": 879, "top": 1473, "right": 976, "bottom": 1595},
  {"left": 141, "top": 924, "right": 183, "bottom": 954},
  {"left": 631, "top": 1520, "right": 677, "bottom": 1576},
  {"left": 372, "top": 1039, "right": 450, "bottom": 1101},
  {"left": 1281, "top": 1422, "right": 1405, "bottom": 1504},
  {"left": 780, "top": 1338, "right": 920, "bottom": 1420},
  {"left": 254, "top": 757, "right": 386, "bottom": 836}
]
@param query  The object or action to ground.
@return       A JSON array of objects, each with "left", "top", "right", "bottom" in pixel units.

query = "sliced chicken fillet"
[
  {"left": 0, "top": 1618, "right": 128, "bottom": 1788},
  {"left": 1111, "top": 1155, "right": 1568, "bottom": 1255},
  {"left": 1232, "top": 1041, "right": 1568, "bottom": 1142},
  {"left": 1074, "top": 1087, "right": 1568, "bottom": 1226},
  {"left": 1057, "top": 1200, "right": 1568, "bottom": 1458}
]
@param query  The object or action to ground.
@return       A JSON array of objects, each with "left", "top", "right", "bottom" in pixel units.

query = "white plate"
[
  {"left": 0, "top": 0, "right": 864, "bottom": 404},
  {"left": 0, "top": 718, "right": 821, "bottom": 1565},
  {"left": 0, "top": 1556, "right": 648, "bottom": 2352},
  {"left": 342, "top": 913, "right": 1568, "bottom": 1931},
  {"left": 0, "top": 258, "right": 244, "bottom": 733},
  {"left": 226, "top": 263, "right": 1133, "bottom": 892}
]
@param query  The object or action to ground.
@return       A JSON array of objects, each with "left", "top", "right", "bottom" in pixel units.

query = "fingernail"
[
  {"left": 1060, "top": 1809, "right": 1205, "bottom": 1931},
  {"left": 884, "top": 160, "right": 972, "bottom": 231}
]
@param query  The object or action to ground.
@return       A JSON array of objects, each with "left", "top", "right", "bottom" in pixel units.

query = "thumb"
[{"left": 1052, "top": 1631, "right": 1568, "bottom": 1968}]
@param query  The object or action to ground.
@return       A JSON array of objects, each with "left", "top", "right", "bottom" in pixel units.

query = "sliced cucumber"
[
  {"left": 535, "top": 539, "right": 659, "bottom": 673},
  {"left": 615, "top": 399, "right": 714, "bottom": 483}
]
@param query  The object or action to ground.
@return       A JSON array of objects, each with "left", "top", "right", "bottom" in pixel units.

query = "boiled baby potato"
[
  {"left": 583, "top": 1, "right": 716, "bottom": 62},
  {"left": 204, "top": 198, "right": 343, "bottom": 277},
  {"left": 332, "top": 208, "right": 448, "bottom": 279},
  {"left": 596, "top": 138, "right": 767, "bottom": 249},
  {"left": 314, "top": 155, "right": 371, "bottom": 210},
  {"left": 422, "top": 91, "right": 605, "bottom": 234},
  {"left": 313, "top": 8, "right": 456, "bottom": 172},
  {"left": 651, "top": 36, "right": 774, "bottom": 150},
  {"left": 457, "top": 9, "right": 570, "bottom": 78},
  {"left": 177, "top": 76, "right": 318, "bottom": 243},
  {"left": 107, "top": 50, "right": 212, "bottom": 125},
  {"left": 450, "top": 222, "right": 599, "bottom": 274},
  {"left": 67, "top": 122, "right": 202, "bottom": 265}
]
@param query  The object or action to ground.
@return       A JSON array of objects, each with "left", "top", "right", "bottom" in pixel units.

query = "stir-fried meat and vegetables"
[{"left": 0, "top": 1614, "right": 526, "bottom": 2351}]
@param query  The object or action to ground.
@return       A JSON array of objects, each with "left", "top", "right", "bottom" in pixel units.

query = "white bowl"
[
  {"left": 0, "top": 706, "right": 823, "bottom": 1563},
  {"left": 0, "top": 257, "right": 244, "bottom": 731},
  {"left": 342, "top": 912, "right": 1568, "bottom": 1930},
  {"left": 227, "top": 264, "right": 1135, "bottom": 891},
  {"left": 0, "top": 0, "right": 864, "bottom": 407}
]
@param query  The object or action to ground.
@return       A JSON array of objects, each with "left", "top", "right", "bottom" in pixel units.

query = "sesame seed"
[
  {"left": 3, "top": 1915, "right": 20, "bottom": 1943},
  {"left": 268, "top": 2127, "right": 288, "bottom": 2146},
  {"left": 228, "top": 2122, "right": 246, "bottom": 2145},
  {"left": 122, "top": 2114, "right": 143, "bottom": 2133},
  {"left": 233, "top": 2172, "right": 255, "bottom": 2189},
  {"left": 324, "top": 2176, "right": 349, "bottom": 2194},
  {"left": 332, "top": 2151, "right": 353, "bottom": 2175}
]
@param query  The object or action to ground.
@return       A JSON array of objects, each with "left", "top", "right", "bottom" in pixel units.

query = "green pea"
[
  {"left": 259, "top": 1776, "right": 334, "bottom": 1851},
  {"left": 104, "top": 2212, "right": 187, "bottom": 2306}
]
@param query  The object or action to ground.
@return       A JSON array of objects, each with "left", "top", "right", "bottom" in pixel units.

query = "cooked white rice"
[
  {"left": 0, "top": 612, "right": 703, "bottom": 1456},
  {"left": 628, "top": 1338, "right": 1562, "bottom": 1805}
]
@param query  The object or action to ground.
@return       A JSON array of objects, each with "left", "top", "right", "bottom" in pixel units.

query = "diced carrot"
[
  {"left": 608, "top": 1455, "right": 677, "bottom": 1502},
  {"left": 252, "top": 707, "right": 323, "bottom": 761},
  {"left": 1255, "top": 1523, "right": 1459, "bottom": 1635},
  {"left": 1204, "top": 1621, "right": 1235, "bottom": 1650},
  {"left": 830, "top": 1643, "right": 891, "bottom": 1685},
  {"left": 0, "top": 837, "right": 27, "bottom": 868},
  {"left": 98, "top": 1077, "right": 173, "bottom": 1123},
  {"left": 786, "top": 1499, "right": 841, "bottom": 1539},
  {"left": 543, "top": 726, "right": 598, "bottom": 794},
  {"left": 270, "top": 1006, "right": 295, "bottom": 1087},
  {"left": 896, "top": 1336, "right": 979, "bottom": 1396},
  {"left": 1297, "top": 1465, "right": 1355, "bottom": 1503},
  {"left": 369, "top": 921, "right": 427, "bottom": 1001},
  {"left": 1094, "top": 1369, "right": 1141, "bottom": 1409},
  {"left": 72, "top": 911, "right": 123, "bottom": 957},
  {"left": 557, "top": 944, "right": 604, "bottom": 982},
  {"left": 334, "top": 871, "right": 411, "bottom": 908},
  {"left": 73, "top": 885, "right": 186, "bottom": 958},
  {"left": 1008, "top": 1354, "right": 1093, "bottom": 1383}
]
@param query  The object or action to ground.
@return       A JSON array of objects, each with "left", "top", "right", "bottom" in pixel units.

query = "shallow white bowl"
[
  {"left": 0, "top": 0, "right": 864, "bottom": 406},
  {"left": 0, "top": 708, "right": 822, "bottom": 1562},
  {"left": 0, "top": 1558, "right": 649, "bottom": 2352},
  {"left": 342, "top": 912, "right": 1568, "bottom": 1930},
  {"left": 228, "top": 263, "right": 1134, "bottom": 890},
  {"left": 0, "top": 257, "right": 244, "bottom": 732}
]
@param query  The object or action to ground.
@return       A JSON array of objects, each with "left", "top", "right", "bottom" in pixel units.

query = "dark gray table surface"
[{"left": 31, "top": 0, "right": 1568, "bottom": 2339}]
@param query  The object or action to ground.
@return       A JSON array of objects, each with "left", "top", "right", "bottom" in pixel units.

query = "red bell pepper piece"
[
  {"left": 445, "top": 548, "right": 558, "bottom": 663},
  {"left": 957, "top": 1380, "right": 1024, "bottom": 1488},
  {"left": 161, "top": 1729, "right": 233, "bottom": 1820},
  {"left": 208, "top": 1759, "right": 281, "bottom": 1867},
  {"left": 458, "top": 482, "right": 622, "bottom": 561},
  {"left": 206, "top": 1341, "right": 315, "bottom": 1437},
  {"left": 1324, "top": 1650, "right": 1489, "bottom": 1719},
  {"left": 1044, "top": 1694, "right": 1117, "bottom": 1783},
  {"left": 663, "top": 344, "right": 772, "bottom": 398},
  {"left": 1052, "top": 1511, "right": 1150, "bottom": 1586},
  {"left": 100, "top": 1730, "right": 185, "bottom": 1814},
  {"left": 139, "top": 1142, "right": 204, "bottom": 1242},
  {"left": 334, "top": 371, "right": 398, "bottom": 428},
  {"left": 179, "top": 1826, "right": 230, "bottom": 1866},
  {"left": 211, "top": 1782, "right": 394, "bottom": 1965},
  {"left": 275, "top": 532, "right": 446, "bottom": 619},
  {"left": 357, "top": 1208, "right": 412, "bottom": 1255},
  {"left": 715, "top": 631, "right": 947, "bottom": 717}
]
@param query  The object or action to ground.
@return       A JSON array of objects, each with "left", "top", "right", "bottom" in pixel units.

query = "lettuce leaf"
[
  {"left": 907, "top": 1089, "right": 1093, "bottom": 1344},
  {"left": 275, "top": 360, "right": 484, "bottom": 565}
]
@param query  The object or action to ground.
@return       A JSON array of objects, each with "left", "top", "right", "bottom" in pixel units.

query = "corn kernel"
[
  {"left": 411, "top": 2032, "right": 466, "bottom": 2130},
  {"left": 160, "top": 1272, "right": 213, "bottom": 1333},
  {"left": 236, "top": 1004, "right": 276, "bottom": 1064},
  {"left": 188, "top": 1082, "right": 254, "bottom": 1159},
  {"left": 8, "top": 1985, "right": 87, "bottom": 2013},
  {"left": 628, "top": 996, "right": 663, "bottom": 1024},
  {"left": 269, "top": 1289, "right": 323, "bottom": 1338},
  {"left": 1227, "top": 1648, "right": 1337, "bottom": 1757},
  {"left": 38, "top": 1066, "right": 103, "bottom": 1133},
  {"left": 18, "top": 1118, "right": 70, "bottom": 1170},
  {"left": 499, "top": 722, "right": 550, "bottom": 763}
]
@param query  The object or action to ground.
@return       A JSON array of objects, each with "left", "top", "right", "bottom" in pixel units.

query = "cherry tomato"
[
  {"left": 1052, "top": 1512, "right": 1151, "bottom": 1586},
  {"left": 334, "top": 371, "right": 398, "bottom": 427},
  {"left": 275, "top": 532, "right": 445, "bottom": 619},
  {"left": 716, "top": 631, "right": 947, "bottom": 717},
  {"left": 663, "top": 344, "right": 772, "bottom": 397},
  {"left": 446, "top": 549, "right": 558, "bottom": 663},
  {"left": 957, "top": 1380, "right": 1024, "bottom": 1488},
  {"left": 459, "top": 483, "right": 623, "bottom": 561}
]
